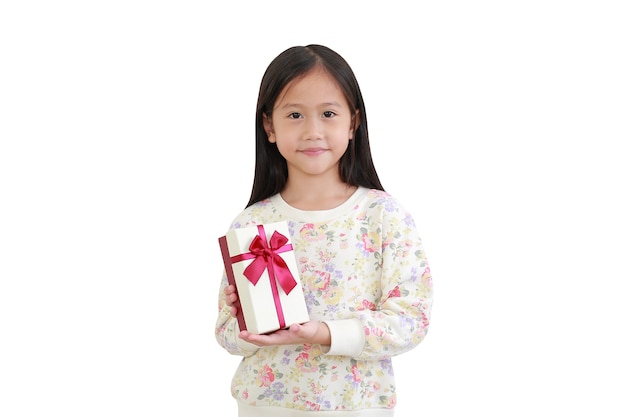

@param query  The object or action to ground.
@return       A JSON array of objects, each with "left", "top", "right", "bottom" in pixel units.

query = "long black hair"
[{"left": 246, "top": 44, "right": 384, "bottom": 208}]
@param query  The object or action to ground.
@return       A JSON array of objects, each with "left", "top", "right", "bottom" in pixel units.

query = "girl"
[{"left": 215, "top": 44, "right": 433, "bottom": 416}]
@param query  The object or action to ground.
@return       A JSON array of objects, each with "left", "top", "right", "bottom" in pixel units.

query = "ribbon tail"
[{"left": 270, "top": 255, "right": 298, "bottom": 294}]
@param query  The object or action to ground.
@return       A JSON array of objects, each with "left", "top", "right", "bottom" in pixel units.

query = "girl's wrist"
[{"left": 315, "top": 321, "right": 331, "bottom": 346}]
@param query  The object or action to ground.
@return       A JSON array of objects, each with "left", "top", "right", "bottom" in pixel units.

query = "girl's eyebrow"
[{"left": 279, "top": 101, "right": 343, "bottom": 109}]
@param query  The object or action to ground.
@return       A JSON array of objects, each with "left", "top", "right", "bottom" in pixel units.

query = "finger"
[{"left": 225, "top": 292, "right": 237, "bottom": 306}]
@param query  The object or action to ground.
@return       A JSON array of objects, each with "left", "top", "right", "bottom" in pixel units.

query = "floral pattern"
[{"left": 215, "top": 189, "right": 433, "bottom": 412}]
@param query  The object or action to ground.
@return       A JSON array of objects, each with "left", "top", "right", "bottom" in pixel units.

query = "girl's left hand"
[{"left": 238, "top": 320, "right": 330, "bottom": 347}]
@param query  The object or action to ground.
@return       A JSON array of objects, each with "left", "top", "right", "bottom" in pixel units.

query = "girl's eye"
[
  {"left": 322, "top": 111, "right": 335, "bottom": 118},
  {"left": 289, "top": 112, "right": 303, "bottom": 119}
]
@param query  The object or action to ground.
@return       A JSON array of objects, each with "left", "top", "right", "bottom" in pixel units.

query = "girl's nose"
[{"left": 303, "top": 117, "right": 322, "bottom": 140}]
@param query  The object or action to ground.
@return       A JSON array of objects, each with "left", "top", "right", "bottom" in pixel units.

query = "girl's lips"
[{"left": 300, "top": 148, "right": 327, "bottom": 156}]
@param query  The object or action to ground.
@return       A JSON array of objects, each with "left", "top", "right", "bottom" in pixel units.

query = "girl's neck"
[{"left": 280, "top": 179, "right": 357, "bottom": 211}]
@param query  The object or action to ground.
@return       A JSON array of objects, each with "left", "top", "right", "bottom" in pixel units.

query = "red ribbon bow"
[{"left": 243, "top": 227, "right": 297, "bottom": 295}]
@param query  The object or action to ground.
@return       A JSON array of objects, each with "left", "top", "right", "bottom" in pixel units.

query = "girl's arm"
[
  {"left": 350, "top": 205, "right": 433, "bottom": 360},
  {"left": 214, "top": 272, "right": 259, "bottom": 356},
  {"left": 322, "top": 197, "right": 433, "bottom": 360}
]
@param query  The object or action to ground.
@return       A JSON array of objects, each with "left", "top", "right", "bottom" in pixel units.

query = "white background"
[{"left": 1, "top": 1, "right": 625, "bottom": 416}]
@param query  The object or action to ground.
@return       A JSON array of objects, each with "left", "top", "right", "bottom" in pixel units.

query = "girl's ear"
[
  {"left": 349, "top": 109, "right": 361, "bottom": 139},
  {"left": 263, "top": 113, "right": 275, "bottom": 143}
]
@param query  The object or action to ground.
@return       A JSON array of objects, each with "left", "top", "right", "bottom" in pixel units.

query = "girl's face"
[{"left": 263, "top": 68, "right": 358, "bottom": 183}]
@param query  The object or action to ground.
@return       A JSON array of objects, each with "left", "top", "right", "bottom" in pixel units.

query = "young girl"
[{"left": 215, "top": 44, "right": 433, "bottom": 416}]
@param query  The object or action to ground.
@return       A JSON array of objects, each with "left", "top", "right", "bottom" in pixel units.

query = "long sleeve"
[
  {"left": 215, "top": 269, "right": 259, "bottom": 356},
  {"left": 316, "top": 195, "right": 432, "bottom": 360},
  {"left": 352, "top": 206, "right": 432, "bottom": 360}
]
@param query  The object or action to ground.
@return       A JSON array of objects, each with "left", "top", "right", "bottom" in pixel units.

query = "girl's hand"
[
  {"left": 238, "top": 321, "right": 331, "bottom": 347},
  {"left": 223, "top": 284, "right": 239, "bottom": 318}
]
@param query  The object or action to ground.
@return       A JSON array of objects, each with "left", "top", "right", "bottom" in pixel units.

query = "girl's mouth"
[{"left": 300, "top": 148, "right": 326, "bottom": 156}]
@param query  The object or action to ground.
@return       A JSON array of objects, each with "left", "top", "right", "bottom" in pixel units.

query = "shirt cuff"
[{"left": 323, "top": 318, "right": 365, "bottom": 357}]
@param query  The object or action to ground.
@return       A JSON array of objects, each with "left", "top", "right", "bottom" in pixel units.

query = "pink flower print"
[
  {"left": 299, "top": 256, "right": 310, "bottom": 273},
  {"left": 243, "top": 389, "right": 248, "bottom": 400},
  {"left": 421, "top": 311, "right": 430, "bottom": 329},
  {"left": 256, "top": 364, "right": 275, "bottom": 387},
  {"left": 339, "top": 233, "right": 348, "bottom": 249},
  {"left": 350, "top": 364, "right": 363, "bottom": 383},
  {"left": 421, "top": 266, "right": 432, "bottom": 287},
  {"left": 295, "top": 351, "right": 319, "bottom": 373},
  {"left": 361, "top": 233, "right": 376, "bottom": 253},
  {"left": 357, "top": 299, "right": 376, "bottom": 311},
  {"left": 300, "top": 223, "right": 325, "bottom": 242},
  {"left": 318, "top": 249, "right": 332, "bottom": 264},
  {"left": 292, "top": 386, "right": 303, "bottom": 404},
  {"left": 370, "top": 327, "right": 386, "bottom": 339},
  {"left": 309, "top": 381, "right": 323, "bottom": 395},
  {"left": 387, "top": 285, "right": 401, "bottom": 298},
  {"left": 313, "top": 270, "right": 331, "bottom": 291},
  {"left": 305, "top": 400, "right": 321, "bottom": 411}
]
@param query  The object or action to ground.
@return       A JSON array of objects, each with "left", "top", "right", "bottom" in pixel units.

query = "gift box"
[{"left": 218, "top": 221, "right": 310, "bottom": 334}]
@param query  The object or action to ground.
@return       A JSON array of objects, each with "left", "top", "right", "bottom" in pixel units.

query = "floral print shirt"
[{"left": 215, "top": 188, "right": 433, "bottom": 415}]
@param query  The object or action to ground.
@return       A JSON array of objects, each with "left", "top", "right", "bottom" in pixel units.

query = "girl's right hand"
[{"left": 224, "top": 284, "right": 239, "bottom": 318}]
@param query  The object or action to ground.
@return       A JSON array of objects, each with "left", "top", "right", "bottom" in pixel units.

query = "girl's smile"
[{"left": 299, "top": 147, "right": 328, "bottom": 156}]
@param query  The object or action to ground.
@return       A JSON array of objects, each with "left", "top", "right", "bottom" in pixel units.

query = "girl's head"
[{"left": 247, "top": 44, "right": 383, "bottom": 207}]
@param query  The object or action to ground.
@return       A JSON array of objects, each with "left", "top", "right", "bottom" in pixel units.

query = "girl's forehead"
[{"left": 275, "top": 68, "right": 346, "bottom": 106}]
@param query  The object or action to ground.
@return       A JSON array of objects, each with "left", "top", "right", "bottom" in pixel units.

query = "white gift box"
[{"left": 219, "top": 221, "right": 310, "bottom": 334}]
